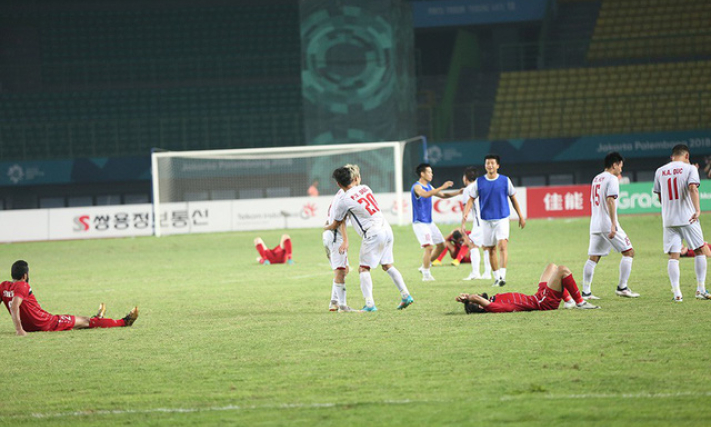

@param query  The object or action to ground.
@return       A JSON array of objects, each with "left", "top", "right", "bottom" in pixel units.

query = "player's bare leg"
[
  {"left": 487, "top": 246, "right": 503, "bottom": 287},
  {"left": 616, "top": 249, "right": 639, "bottom": 298},
  {"left": 431, "top": 242, "right": 446, "bottom": 264},
  {"left": 545, "top": 264, "right": 599, "bottom": 309}
]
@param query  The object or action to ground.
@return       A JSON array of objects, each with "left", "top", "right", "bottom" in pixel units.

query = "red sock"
[
  {"left": 255, "top": 244, "right": 269, "bottom": 260},
  {"left": 437, "top": 249, "right": 447, "bottom": 262},
  {"left": 456, "top": 246, "right": 469, "bottom": 261},
  {"left": 283, "top": 239, "right": 292, "bottom": 260},
  {"left": 562, "top": 288, "right": 572, "bottom": 302},
  {"left": 562, "top": 274, "right": 583, "bottom": 304},
  {"left": 89, "top": 317, "right": 126, "bottom": 328}
]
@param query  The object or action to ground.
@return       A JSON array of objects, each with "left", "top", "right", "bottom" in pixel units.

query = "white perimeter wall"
[{"left": 0, "top": 192, "right": 527, "bottom": 243}]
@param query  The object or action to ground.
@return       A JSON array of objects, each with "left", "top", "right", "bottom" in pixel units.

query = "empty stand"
[
  {"left": 489, "top": 60, "right": 711, "bottom": 139},
  {"left": 589, "top": 0, "right": 711, "bottom": 61}
]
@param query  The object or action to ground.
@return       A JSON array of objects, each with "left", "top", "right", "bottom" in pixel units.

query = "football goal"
[{"left": 150, "top": 137, "right": 426, "bottom": 236}]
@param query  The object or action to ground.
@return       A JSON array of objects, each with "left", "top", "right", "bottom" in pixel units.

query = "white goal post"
[{"left": 150, "top": 137, "right": 427, "bottom": 237}]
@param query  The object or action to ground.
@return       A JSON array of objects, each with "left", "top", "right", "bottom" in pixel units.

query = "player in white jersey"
[
  {"left": 325, "top": 166, "right": 413, "bottom": 312},
  {"left": 581, "top": 152, "right": 639, "bottom": 300},
  {"left": 653, "top": 144, "right": 711, "bottom": 302},
  {"left": 322, "top": 164, "right": 360, "bottom": 313},
  {"left": 459, "top": 166, "right": 492, "bottom": 281}
]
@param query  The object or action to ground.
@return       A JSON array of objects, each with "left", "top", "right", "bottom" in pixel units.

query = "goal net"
[{"left": 150, "top": 138, "right": 426, "bottom": 236}]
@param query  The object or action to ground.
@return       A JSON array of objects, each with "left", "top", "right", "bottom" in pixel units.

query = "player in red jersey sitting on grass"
[
  {"left": 456, "top": 263, "right": 599, "bottom": 313},
  {"left": 254, "top": 234, "right": 293, "bottom": 265},
  {"left": 434, "top": 229, "right": 472, "bottom": 266},
  {"left": 1, "top": 260, "right": 139, "bottom": 336}
]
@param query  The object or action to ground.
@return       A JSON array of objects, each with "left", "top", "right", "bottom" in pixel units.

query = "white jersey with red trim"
[
  {"left": 332, "top": 185, "right": 385, "bottom": 239},
  {"left": 653, "top": 161, "right": 701, "bottom": 227},
  {"left": 589, "top": 171, "right": 620, "bottom": 234}
]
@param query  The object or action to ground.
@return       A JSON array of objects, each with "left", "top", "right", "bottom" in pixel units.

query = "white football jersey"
[
  {"left": 332, "top": 185, "right": 385, "bottom": 239},
  {"left": 324, "top": 189, "right": 345, "bottom": 243},
  {"left": 653, "top": 161, "right": 701, "bottom": 227},
  {"left": 461, "top": 183, "right": 482, "bottom": 228},
  {"left": 589, "top": 171, "right": 620, "bottom": 234}
]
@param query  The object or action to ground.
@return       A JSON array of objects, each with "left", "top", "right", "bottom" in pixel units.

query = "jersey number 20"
[{"left": 358, "top": 193, "right": 380, "bottom": 215}]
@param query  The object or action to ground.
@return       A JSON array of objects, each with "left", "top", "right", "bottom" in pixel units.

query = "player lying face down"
[{"left": 456, "top": 264, "right": 600, "bottom": 313}]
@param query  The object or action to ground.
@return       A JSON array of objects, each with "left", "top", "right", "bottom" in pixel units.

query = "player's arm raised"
[
  {"left": 510, "top": 194, "right": 526, "bottom": 229},
  {"left": 435, "top": 187, "right": 463, "bottom": 200},
  {"left": 10, "top": 296, "right": 27, "bottom": 336},
  {"left": 414, "top": 181, "right": 454, "bottom": 198},
  {"left": 689, "top": 183, "right": 701, "bottom": 223}
]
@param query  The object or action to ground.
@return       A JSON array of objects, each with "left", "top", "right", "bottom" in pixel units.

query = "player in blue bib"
[
  {"left": 411, "top": 163, "right": 459, "bottom": 281},
  {"left": 461, "top": 154, "right": 526, "bottom": 287}
]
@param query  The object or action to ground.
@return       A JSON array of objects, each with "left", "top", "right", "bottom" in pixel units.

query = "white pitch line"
[
  {"left": 16, "top": 392, "right": 711, "bottom": 420},
  {"left": 24, "top": 399, "right": 424, "bottom": 420},
  {"left": 500, "top": 391, "right": 711, "bottom": 401}
]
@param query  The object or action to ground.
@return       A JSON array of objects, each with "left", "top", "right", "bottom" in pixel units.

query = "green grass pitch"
[{"left": 1, "top": 215, "right": 710, "bottom": 426}]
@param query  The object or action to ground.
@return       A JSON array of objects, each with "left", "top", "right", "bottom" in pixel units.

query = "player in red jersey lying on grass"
[
  {"left": 1, "top": 260, "right": 139, "bottom": 336},
  {"left": 254, "top": 234, "right": 293, "bottom": 265},
  {"left": 456, "top": 263, "right": 599, "bottom": 313}
]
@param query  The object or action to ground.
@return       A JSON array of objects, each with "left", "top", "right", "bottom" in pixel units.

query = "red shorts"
[
  {"left": 535, "top": 282, "right": 564, "bottom": 311},
  {"left": 264, "top": 246, "right": 287, "bottom": 264},
  {"left": 48, "top": 315, "right": 76, "bottom": 331}
]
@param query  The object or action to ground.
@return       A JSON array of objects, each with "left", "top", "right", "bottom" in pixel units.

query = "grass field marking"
[
  {"left": 290, "top": 271, "right": 333, "bottom": 280},
  {"left": 20, "top": 392, "right": 711, "bottom": 420},
  {"left": 24, "top": 399, "right": 425, "bottom": 420},
  {"left": 500, "top": 391, "right": 711, "bottom": 401}
]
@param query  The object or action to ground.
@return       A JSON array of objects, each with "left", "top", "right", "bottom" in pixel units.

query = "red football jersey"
[
  {"left": 1, "top": 280, "right": 55, "bottom": 332},
  {"left": 485, "top": 282, "right": 562, "bottom": 312}
]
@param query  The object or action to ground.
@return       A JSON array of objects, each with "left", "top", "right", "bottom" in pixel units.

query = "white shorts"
[
  {"left": 588, "top": 229, "right": 633, "bottom": 256},
  {"left": 360, "top": 225, "right": 395, "bottom": 269},
  {"left": 323, "top": 231, "right": 348, "bottom": 270},
  {"left": 481, "top": 219, "right": 510, "bottom": 247},
  {"left": 664, "top": 222, "right": 705, "bottom": 254},
  {"left": 412, "top": 222, "right": 445, "bottom": 247},
  {"left": 466, "top": 223, "right": 484, "bottom": 247}
]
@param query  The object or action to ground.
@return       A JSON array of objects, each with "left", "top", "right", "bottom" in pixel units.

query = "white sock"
[
  {"left": 582, "top": 259, "right": 597, "bottom": 294},
  {"left": 386, "top": 267, "right": 409, "bottom": 298},
  {"left": 331, "top": 281, "right": 339, "bottom": 303},
  {"left": 470, "top": 248, "right": 480, "bottom": 276},
  {"left": 335, "top": 283, "right": 347, "bottom": 306},
  {"left": 360, "top": 271, "right": 375, "bottom": 307},
  {"left": 492, "top": 269, "right": 500, "bottom": 281},
  {"left": 695, "top": 255, "right": 707, "bottom": 292},
  {"left": 500, "top": 267, "right": 507, "bottom": 280},
  {"left": 668, "top": 259, "right": 682, "bottom": 298},
  {"left": 483, "top": 250, "right": 492, "bottom": 275},
  {"left": 422, "top": 268, "right": 431, "bottom": 276},
  {"left": 618, "top": 257, "right": 633, "bottom": 290}
]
